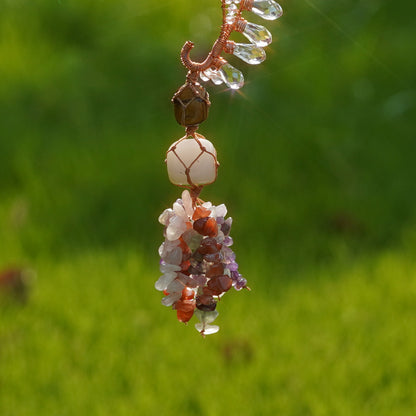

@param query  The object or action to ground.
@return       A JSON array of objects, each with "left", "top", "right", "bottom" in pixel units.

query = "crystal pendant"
[
  {"left": 219, "top": 63, "right": 244, "bottom": 90},
  {"left": 251, "top": 0, "right": 283, "bottom": 20},
  {"left": 242, "top": 22, "right": 272, "bottom": 47},
  {"left": 200, "top": 72, "right": 210, "bottom": 82},
  {"left": 226, "top": 3, "right": 238, "bottom": 24},
  {"left": 204, "top": 68, "right": 224, "bottom": 85},
  {"left": 232, "top": 43, "right": 266, "bottom": 65}
]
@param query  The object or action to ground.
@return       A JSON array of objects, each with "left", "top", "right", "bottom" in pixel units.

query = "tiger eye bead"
[{"left": 172, "top": 83, "right": 210, "bottom": 127}]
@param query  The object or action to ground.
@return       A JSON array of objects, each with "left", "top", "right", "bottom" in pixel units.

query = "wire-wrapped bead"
[
  {"left": 172, "top": 83, "right": 210, "bottom": 127},
  {"left": 166, "top": 133, "right": 218, "bottom": 186}
]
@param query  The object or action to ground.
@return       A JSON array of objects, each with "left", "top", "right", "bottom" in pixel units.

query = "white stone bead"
[
  {"left": 195, "top": 323, "right": 220, "bottom": 335},
  {"left": 166, "top": 134, "right": 218, "bottom": 186}
]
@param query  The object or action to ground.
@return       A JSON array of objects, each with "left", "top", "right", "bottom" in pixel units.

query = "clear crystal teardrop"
[
  {"left": 251, "top": 0, "right": 283, "bottom": 20},
  {"left": 232, "top": 43, "right": 266, "bottom": 65},
  {"left": 204, "top": 68, "right": 224, "bottom": 85},
  {"left": 219, "top": 63, "right": 244, "bottom": 90},
  {"left": 242, "top": 22, "right": 272, "bottom": 47},
  {"left": 226, "top": 4, "right": 238, "bottom": 24},
  {"left": 200, "top": 71, "right": 210, "bottom": 82}
]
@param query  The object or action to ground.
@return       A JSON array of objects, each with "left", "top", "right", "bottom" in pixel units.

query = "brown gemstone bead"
[
  {"left": 172, "top": 83, "right": 210, "bottom": 127},
  {"left": 207, "top": 275, "right": 233, "bottom": 295},
  {"left": 193, "top": 217, "right": 208, "bottom": 234},
  {"left": 204, "top": 251, "right": 222, "bottom": 263},
  {"left": 197, "top": 237, "right": 218, "bottom": 255},
  {"left": 206, "top": 263, "right": 225, "bottom": 277},
  {"left": 196, "top": 294, "right": 217, "bottom": 311}
]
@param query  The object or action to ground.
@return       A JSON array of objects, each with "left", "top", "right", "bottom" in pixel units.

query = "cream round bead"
[{"left": 166, "top": 134, "right": 218, "bottom": 186}]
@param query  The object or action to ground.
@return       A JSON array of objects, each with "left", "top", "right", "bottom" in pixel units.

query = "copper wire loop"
[
  {"left": 189, "top": 186, "right": 204, "bottom": 204},
  {"left": 235, "top": 18, "right": 247, "bottom": 33},
  {"left": 224, "top": 40, "right": 235, "bottom": 55},
  {"left": 186, "top": 125, "right": 199, "bottom": 137},
  {"left": 186, "top": 70, "right": 199, "bottom": 84},
  {"left": 180, "top": 38, "right": 230, "bottom": 73},
  {"left": 240, "top": 0, "right": 254, "bottom": 12},
  {"left": 179, "top": 0, "right": 243, "bottom": 75}
]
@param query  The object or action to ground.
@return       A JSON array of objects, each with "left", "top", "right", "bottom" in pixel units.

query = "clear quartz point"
[
  {"left": 242, "top": 21, "right": 272, "bottom": 47},
  {"left": 232, "top": 43, "right": 266, "bottom": 65},
  {"left": 251, "top": 0, "right": 283, "bottom": 20},
  {"left": 219, "top": 63, "right": 244, "bottom": 90}
]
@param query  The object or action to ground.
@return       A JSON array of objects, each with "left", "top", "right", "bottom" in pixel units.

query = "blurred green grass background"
[{"left": 0, "top": 0, "right": 415, "bottom": 414}]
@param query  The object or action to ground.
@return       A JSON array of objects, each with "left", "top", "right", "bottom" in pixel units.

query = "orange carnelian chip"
[
  {"left": 178, "top": 237, "right": 191, "bottom": 255},
  {"left": 181, "top": 287, "right": 194, "bottom": 300},
  {"left": 177, "top": 308, "right": 194, "bottom": 323},
  {"left": 204, "top": 217, "right": 218, "bottom": 238},
  {"left": 192, "top": 206, "right": 211, "bottom": 221},
  {"left": 176, "top": 299, "right": 196, "bottom": 323},
  {"left": 175, "top": 299, "right": 196, "bottom": 313},
  {"left": 193, "top": 217, "right": 218, "bottom": 237},
  {"left": 193, "top": 217, "right": 208, "bottom": 235},
  {"left": 180, "top": 260, "right": 191, "bottom": 272}
]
